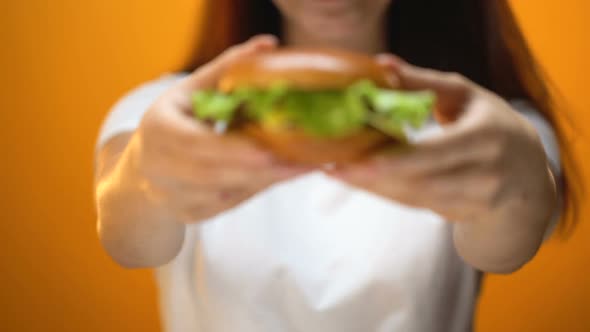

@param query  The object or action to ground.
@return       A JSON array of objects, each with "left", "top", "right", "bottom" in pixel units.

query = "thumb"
[
  {"left": 376, "top": 53, "right": 474, "bottom": 123},
  {"left": 178, "top": 34, "right": 279, "bottom": 92}
]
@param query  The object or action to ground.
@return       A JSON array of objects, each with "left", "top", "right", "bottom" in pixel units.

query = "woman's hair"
[{"left": 190, "top": 0, "right": 581, "bottom": 231}]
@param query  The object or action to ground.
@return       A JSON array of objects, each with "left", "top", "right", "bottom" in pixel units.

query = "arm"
[
  {"left": 95, "top": 133, "right": 185, "bottom": 269},
  {"left": 453, "top": 102, "right": 561, "bottom": 273},
  {"left": 452, "top": 161, "right": 557, "bottom": 274},
  {"left": 331, "top": 55, "right": 560, "bottom": 274},
  {"left": 94, "top": 35, "right": 307, "bottom": 269}
]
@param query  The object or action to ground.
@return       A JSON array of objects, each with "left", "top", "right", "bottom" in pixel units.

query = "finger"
[
  {"left": 170, "top": 180, "right": 257, "bottom": 222},
  {"left": 191, "top": 133, "right": 285, "bottom": 167},
  {"left": 152, "top": 120, "right": 273, "bottom": 166},
  {"left": 328, "top": 131, "right": 472, "bottom": 185},
  {"left": 176, "top": 195, "right": 227, "bottom": 223},
  {"left": 178, "top": 34, "right": 278, "bottom": 92},
  {"left": 376, "top": 53, "right": 473, "bottom": 123},
  {"left": 267, "top": 163, "right": 314, "bottom": 182},
  {"left": 177, "top": 164, "right": 311, "bottom": 222},
  {"left": 213, "top": 164, "right": 310, "bottom": 190},
  {"left": 376, "top": 53, "right": 471, "bottom": 96},
  {"left": 330, "top": 162, "right": 485, "bottom": 222},
  {"left": 410, "top": 169, "right": 496, "bottom": 222},
  {"left": 364, "top": 129, "right": 469, "bottom": 177},
  {"left": 192, "top": 167, "right": 269, "bottom": 188},
  {"left": 375, "top": 54, "right": 403, "bottom": 88}
]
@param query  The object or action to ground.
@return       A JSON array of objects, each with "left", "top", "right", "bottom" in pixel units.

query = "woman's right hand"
[{"left": 125, "top": 35, "right": 310, "bottom": 223}]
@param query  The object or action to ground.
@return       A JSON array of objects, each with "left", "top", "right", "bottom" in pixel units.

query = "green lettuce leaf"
[
  {"left": 191, "top": 91, "right": 241, "bottom": 122},
  {"left": 191, "top": 80, "right": 435, "bottom": 139}
]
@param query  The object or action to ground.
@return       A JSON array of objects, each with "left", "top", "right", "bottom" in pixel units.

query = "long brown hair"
[{"left": 191, "top": 0, "right": 581, "bottom": 232}]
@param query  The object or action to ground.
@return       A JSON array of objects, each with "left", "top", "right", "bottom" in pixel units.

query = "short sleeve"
[
  {"left": 510, "top": 99, "right": 563, "bottom": 238},
  {"left": 95, "top": 73, "right": 187, "bottom": 153}
]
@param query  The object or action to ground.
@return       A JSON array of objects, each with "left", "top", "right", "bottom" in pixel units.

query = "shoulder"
[
  {"left": 110, "top": 73, "right": 188, "bottom": 116},
  {"left": 96, "top": 73, "right": 188, "bottom": 150}
]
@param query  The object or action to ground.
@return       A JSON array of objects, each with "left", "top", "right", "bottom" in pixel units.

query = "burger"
[{"left": 191, "top": 48, "right": 434, "bottom": 165}]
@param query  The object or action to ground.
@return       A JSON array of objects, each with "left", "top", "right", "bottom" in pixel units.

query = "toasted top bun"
[
  {"left": 219, "top": 47, "right": 399, "bottom": 165},
  {"left": 219, "top": 48, "right": 395, "bottom": 92}
]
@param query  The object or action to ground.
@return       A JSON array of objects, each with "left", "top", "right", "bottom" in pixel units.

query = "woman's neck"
[{"left": 282, "top": 19, "right": 388, "bottom": 55}]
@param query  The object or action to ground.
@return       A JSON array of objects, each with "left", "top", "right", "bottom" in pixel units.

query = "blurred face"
[{"left": 272, "top": 0, "right": 393, "bottom": 45}]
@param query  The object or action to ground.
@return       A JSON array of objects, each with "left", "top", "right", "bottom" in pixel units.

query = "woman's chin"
[{"left": 301, "top": 21, "right": 365, "bottom": 46}]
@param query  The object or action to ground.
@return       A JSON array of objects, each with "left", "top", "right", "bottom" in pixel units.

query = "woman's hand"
[
  {"left": 96, "top": 35, "right": 309, "bottom": 268},
  {"left": 127, "top": 35, "right": 310, "bottom": 223},
  {"left": 329, "top": 55, "right": 558, "bottom": 273}
]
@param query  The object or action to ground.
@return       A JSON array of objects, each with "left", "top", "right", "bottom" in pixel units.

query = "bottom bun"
[{"left": 241, "top": 124, "right": 394, "bottom": 165}]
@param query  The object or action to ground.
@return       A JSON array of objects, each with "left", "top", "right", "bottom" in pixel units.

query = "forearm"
[
  {"left": 95, "top": 143, "right": 185, "bottom": 269},
  {"left": 453, "top": 165, "right": 557, "bottom": 274},
  {"left": 453, "top": 214, "right": 546, "bottom": 274}
]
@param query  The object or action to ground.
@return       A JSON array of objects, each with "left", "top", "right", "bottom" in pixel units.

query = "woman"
[{"left": 94, "top": 1, "right": 577, "bottom": 331}]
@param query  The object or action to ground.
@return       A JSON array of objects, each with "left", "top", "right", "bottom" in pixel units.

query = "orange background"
[{"left": 0, "top": 1, "right": 588, "bottom": 331}]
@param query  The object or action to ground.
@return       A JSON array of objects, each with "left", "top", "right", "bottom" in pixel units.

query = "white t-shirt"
[{"left": 97, "top": 74, "right": 562, "bottom": 332}]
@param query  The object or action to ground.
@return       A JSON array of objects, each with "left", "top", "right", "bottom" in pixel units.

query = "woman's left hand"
[{"left": 329, "top": 55, "right": 558, "bottom": 273}]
